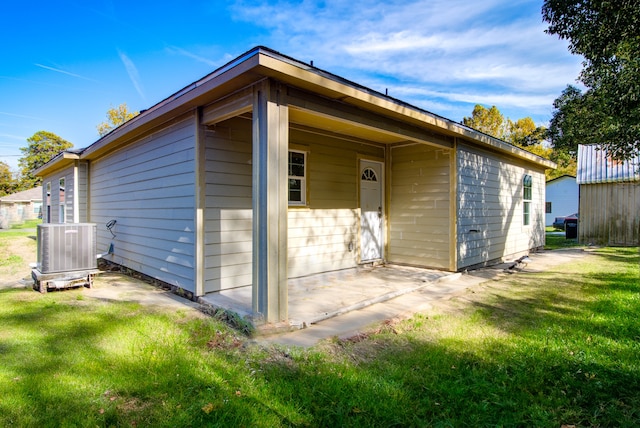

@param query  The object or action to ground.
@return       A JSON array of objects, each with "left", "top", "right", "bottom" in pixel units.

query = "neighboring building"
[
  {"left": 577, "top": 144, "right": 640, "bottom": 246},
  {"left": 545, "top": 175, "right": 578, "bottom": 226},
  {"left": 0, "top": 186, "right": 42, "bottom": 228},
  {"left": 35, "top": 47, "right": 555, "bottom": 324}
]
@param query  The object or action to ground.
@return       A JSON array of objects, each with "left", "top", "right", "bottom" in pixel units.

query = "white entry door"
[{"left": 360, "top": 160, "right": 384, "bottom": 262}]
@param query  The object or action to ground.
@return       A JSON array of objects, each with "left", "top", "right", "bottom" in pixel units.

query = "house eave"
[
  {"left": 252, "top": 49, "right": 557, "bottom": 169},
  {"left": 41, "top": 46, "right": 555, "bottom": 170},
  {"left": 33, "top": 151, "right": 80, "bottom": 177}
]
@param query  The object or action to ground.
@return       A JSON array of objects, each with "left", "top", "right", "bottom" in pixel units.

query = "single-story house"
[
  {"left": 545, "top": 175, "right": 578, "bottom": 226},
  {"left": 0, "top": 186, "right": 42, "bottom": 228},
  {"left": 35, "top": 46, "right": 555, "bottom": 324},
  {"left": 577, "top": 144, "right": 640, "bottom": 246}
]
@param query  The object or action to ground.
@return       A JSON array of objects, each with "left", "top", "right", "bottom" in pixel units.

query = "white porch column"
[{"left": 252, "top": 81, "right": 289, "bottom": 323}]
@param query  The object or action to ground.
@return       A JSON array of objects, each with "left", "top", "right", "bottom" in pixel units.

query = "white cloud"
[
  {"left": 229, "top": 0, "right": 582, "bottom": 123},
  {"left": 165, "top": 45, "right": 221, "bottom": 67},
  {"left": 0, "top": 111, "right": 46, "bottom": 121},
  {"left": 33, "top": 64, "right": 98, "bottom": 82},
  {"left": 118, "top": 50, "right": 146, "bottom": 102},
  {"left": 0, "top": 133, "right": 26, "bottom": 140}
]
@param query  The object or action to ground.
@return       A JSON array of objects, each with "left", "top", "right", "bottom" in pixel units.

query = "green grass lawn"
[
  {"left": 9, "top": 218, "right": 42, "bottom": 229},
  {"left": 0, "top": 228, "right": 37, "bottom": 279},
  {"left": 545, "top": 232, "right": 582, "bottom": 250},
  {"left": 1, "top": 247, "right": 638, "bottom": 427},
  {"left": 544, "top": 225, "right": 583, "bottom": 250}
]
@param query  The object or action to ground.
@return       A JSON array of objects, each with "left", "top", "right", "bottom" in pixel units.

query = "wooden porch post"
[
  {"left": 194, "top": 108, "right": 206, "bottom": 297},
  {"left": 252, "top": 80, "right": 289, "bottom": 323},
  {"left": 450, "top": 138, "right": 458, "bottom": 272}
]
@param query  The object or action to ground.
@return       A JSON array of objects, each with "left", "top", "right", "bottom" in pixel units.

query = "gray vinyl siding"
[
  {"left": 388, "top": 144, "right": 451, "bottom": 269},
  {"left": 457, "top": 145, "right": 545, "bottom": 269},
  {"left": 41, "top": 162, "right": 89, "bottom": 224},
  {"left": 41, "top": 166, "right": 75, "bottom": 224},
  {"left": 288, "top": 128, "right": 384, "bottom": 277},
  {"left": 203, "top": 118, "right": 253, "bottom": 292},
  {"left": 77, "top": 161, "right": 89, "bottom": 222},
  {"left": 90, "top": 117, "right": 196, "bottom": 291}
]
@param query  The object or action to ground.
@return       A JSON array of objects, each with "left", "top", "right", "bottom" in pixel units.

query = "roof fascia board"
[
  {"left": 457, "top": 139, "right": 551, "bottom": 173},
  {"left": 253, "top": 50, "right": 556, "bottom": 169},
  {"left": 33, "top": 151, "right": 80, "bottom": 177}
]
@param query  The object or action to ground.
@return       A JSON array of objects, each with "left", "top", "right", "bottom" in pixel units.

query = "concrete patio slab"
[{"left": 198, "top": 264, "right": 452, "bottom": 328}]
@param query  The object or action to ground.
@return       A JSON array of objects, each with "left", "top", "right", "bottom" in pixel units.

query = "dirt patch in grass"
[{"left": 0, "top": 233, "right": 37, "bottom": 288}]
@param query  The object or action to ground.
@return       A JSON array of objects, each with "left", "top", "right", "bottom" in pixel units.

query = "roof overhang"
[
  {"left": 36, "top": 46, "right": 556, "bottom": 175},
  {"left": 251, "top": 48, "right": 556, "bottom": 168},
  {"left": 34, "top": 151, "right": 80, "bottom": 177}
]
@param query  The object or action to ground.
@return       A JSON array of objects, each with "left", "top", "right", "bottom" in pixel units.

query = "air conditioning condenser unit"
[{"left": 32, "top": 223, "right": 99, "bottom": 293}]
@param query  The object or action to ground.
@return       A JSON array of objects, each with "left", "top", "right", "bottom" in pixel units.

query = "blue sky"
[{"left": 0, "top": 0, "right": 582, "bottom": 172}]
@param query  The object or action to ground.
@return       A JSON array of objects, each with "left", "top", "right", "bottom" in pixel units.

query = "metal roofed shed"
[
  {"left": 577, "top": 145, "right": 640, "bottom": 246},
  {"left": 577, "top": 145, "right": 640, "bottom": 184},
  {"left": 32, "top": 223, "right": 100, "bottom": 293}
]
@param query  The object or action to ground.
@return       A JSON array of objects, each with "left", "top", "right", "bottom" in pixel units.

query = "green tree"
[
  {"left": 18, "top": 131, "right": 73, "bottom": 189},
  {"left": 0, "top": 161, "right": 16, "bottom": 196},
  {"left": 543, "top": 0, "right": 640, "bottom": 160},
  {"left": 547, "top": 85, "right": 594, "bottom": 157},
  {"left": 97, "top": 103, "right": 139, "bottom": 136},
  {"left": 462, "top": 105, "right": 507, "bottom": 139},
  {"left": 463, "top": 105, "right": 565, "bottom": 179},
  {"left": 507, "top": 117, "right": 547, "bottom": 147},
  {"left": 463, "top": 105, "right": 547, "bottom": 147},
  {"left": 548, "top": 149, "right": 577, "bottom": 180}
]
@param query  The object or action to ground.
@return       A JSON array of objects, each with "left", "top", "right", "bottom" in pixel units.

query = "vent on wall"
[{"left": 37, "top": 223, "right": 97, "bottom": 274}]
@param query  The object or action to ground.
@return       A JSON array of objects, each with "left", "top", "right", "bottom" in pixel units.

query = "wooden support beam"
[
  {"left": 201, "top": 87, "right": 254, "bottom": 125},
  {"left": 285, "top": 86, "right": 454, "bottom": 148},
  {"left": 252, "top": 81, "right": 289, "bottom": 323},
  {"left": 449, "top": 138, "right": 459, "bottom": 272}
]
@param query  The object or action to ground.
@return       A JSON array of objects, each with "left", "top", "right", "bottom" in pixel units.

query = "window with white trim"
[
  {"left": 288, "top": 150, "right": 306, "bottom": 205},
  {"left": 45, "top": 181, "right": 51, "bottom": 223},
  {"left": 361, "top": 167, "right": 378, "bottom": 182},
  {"left": 523, "top": 174, "right": 532, "bottom": 226},
  {"left": 59, "top": 177, "right": 66, "bottom": 223}
]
